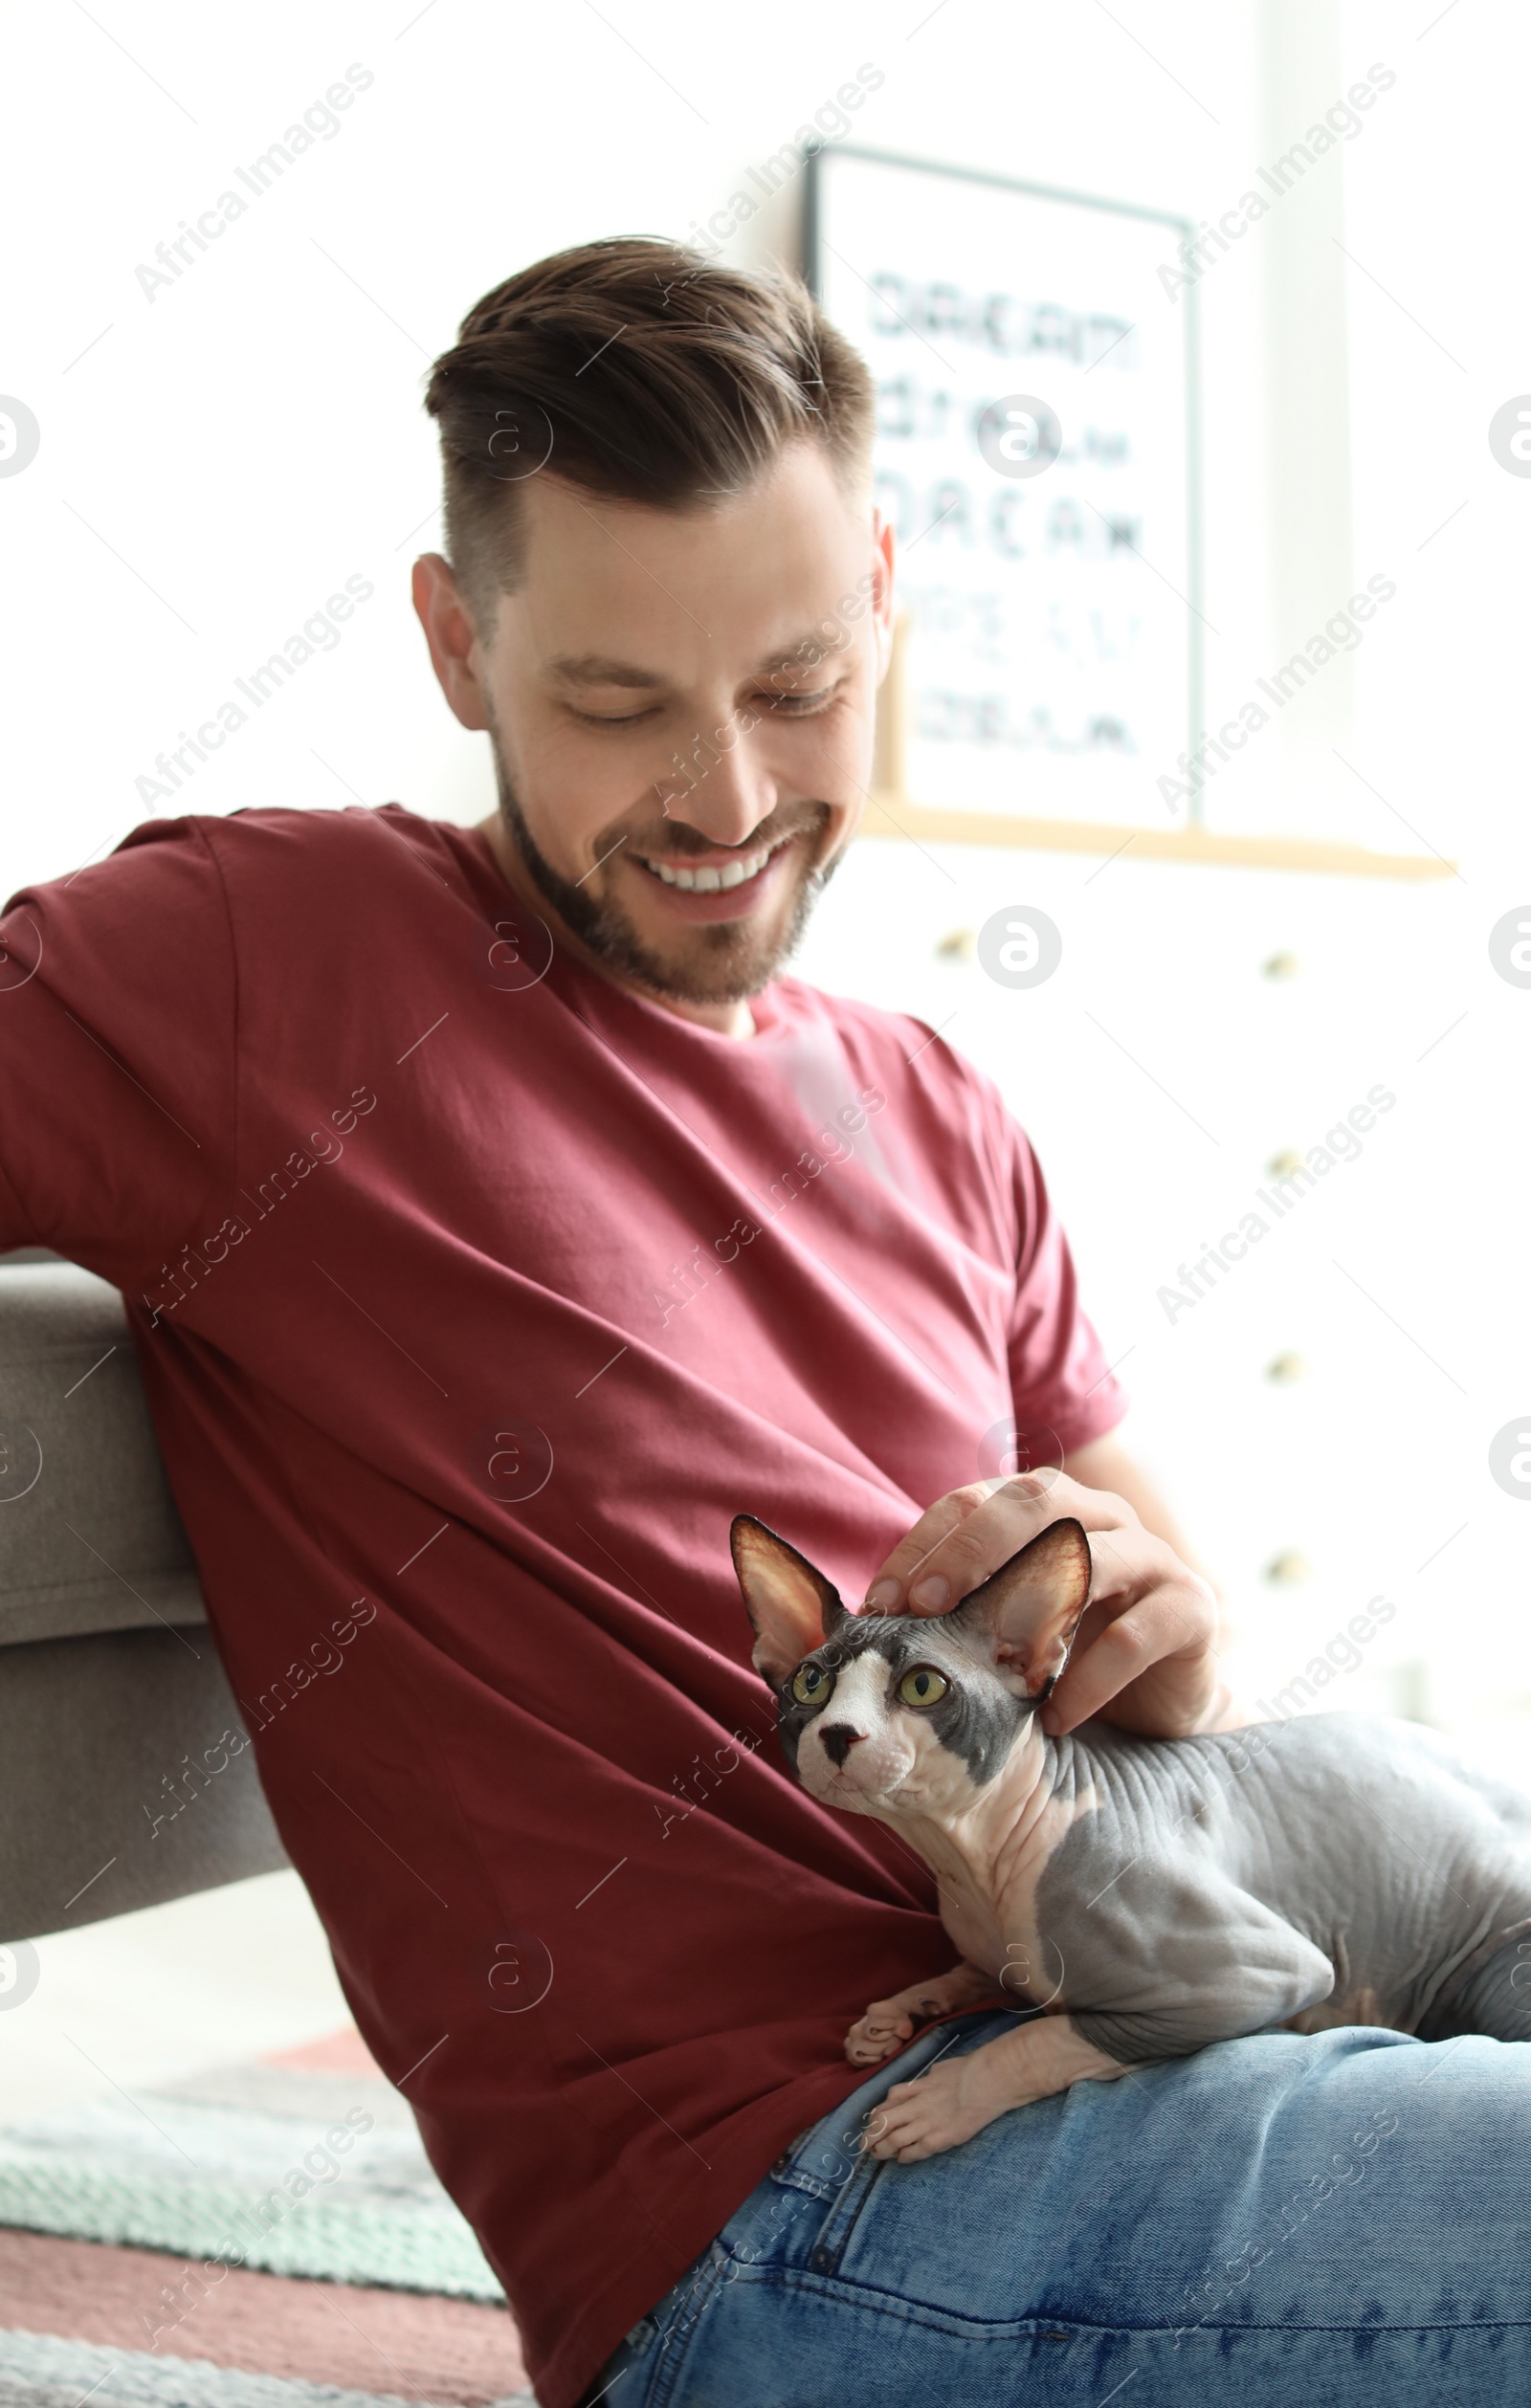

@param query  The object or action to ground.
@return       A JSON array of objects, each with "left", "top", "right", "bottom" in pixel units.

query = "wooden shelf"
[
  {"left": 867, "top": 618, "right": 1455, "bottom": 881},
  {"left": 858, "top": 796, "right": 1456, "bottom": 882}
]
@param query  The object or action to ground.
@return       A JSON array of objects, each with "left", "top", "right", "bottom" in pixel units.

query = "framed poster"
[{"left": 808, "top": 144, "right": 1200, "bottom": 834}]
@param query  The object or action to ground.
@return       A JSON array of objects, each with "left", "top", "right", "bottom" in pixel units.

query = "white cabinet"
[{"left": 794, "top": 834, "right": 1529, "bottom": 1756}]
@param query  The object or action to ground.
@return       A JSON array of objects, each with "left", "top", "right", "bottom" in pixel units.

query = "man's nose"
[
  {"left": 655, "top": 731, "right": 777, "bottom": 847},
  {"left": 819, "top": 1724, "right": 864, "bottom": 1768}
]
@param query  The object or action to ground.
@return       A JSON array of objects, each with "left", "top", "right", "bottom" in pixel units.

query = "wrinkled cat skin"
[{"left": 732, "top": 1513, "right": 1531, "bottom": 2162}]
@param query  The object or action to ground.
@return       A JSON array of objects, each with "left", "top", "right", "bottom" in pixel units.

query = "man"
[{"left": 1, "top": 240, "right": 1524, "bottom": 2407}]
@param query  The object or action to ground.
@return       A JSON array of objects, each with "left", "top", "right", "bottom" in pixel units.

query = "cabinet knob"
[
  {"left": 936, "top": 929, "right": 976, "bottom": 962},
  {"left": 1264, "top": 1550, "right": 1312, "bottom": 1586},
  {"left": 1266, "top": 1149, "right": 1305, "bottom": 1181},
  {"left": 1266, "top": 1353, "right": 1306, "bottom": 1384},
  {"left": 1262, "top": 951, "right": 1300, "bottom": 981}
]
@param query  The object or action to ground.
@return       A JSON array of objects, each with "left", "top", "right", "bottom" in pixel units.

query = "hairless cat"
[{"left": 733, "top": 1513, "right": 1531, "bottom": 2163}]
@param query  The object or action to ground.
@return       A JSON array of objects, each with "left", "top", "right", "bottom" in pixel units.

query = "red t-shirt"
[{"left": 0, "top": 806, "right": 1123, "bottom": 2407}]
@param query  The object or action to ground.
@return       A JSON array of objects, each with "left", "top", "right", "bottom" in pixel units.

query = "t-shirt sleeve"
[
  {"left": 0, "top": 816, "right": 236, "bottom": 1290},
  {"left": 1004, "top": 1112, "right": 1127, "bottom": 1463}
]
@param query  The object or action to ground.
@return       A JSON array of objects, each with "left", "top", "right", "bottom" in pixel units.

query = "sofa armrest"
[
  {"left": 0, "top": 1261, "right": 289, "bottom": 1939},
  {"left": 0, "top": 1261, "right": 206, "bottom": 1646}
]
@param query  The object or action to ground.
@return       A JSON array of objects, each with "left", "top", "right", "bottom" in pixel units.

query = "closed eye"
[
  {"left": 762, "top": 683, "right": 846, "bottom": 717},
  {"left": 567, "top": 680, "right": 848, "bottom": 731}
]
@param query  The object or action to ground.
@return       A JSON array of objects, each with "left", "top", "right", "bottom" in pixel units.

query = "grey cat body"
[
  {"left": 1029, "top": 1711, "right": 1531, "bottom": 2061},
  {"left": 732, "top": 1512, "right": 1531, "bottom": 2154}
]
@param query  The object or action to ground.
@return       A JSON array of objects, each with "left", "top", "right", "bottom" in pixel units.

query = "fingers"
[
  {"left": 865, "top": 1472, "right": 1136, "bottom": 1618},
  {"left": 862, "top": 1476, "right": 1221, "bottom": 1741},
  {"left": 1039, "top": 1570, "right": 1218, "bottom": 1736},
  {"left": 862, "top": 1484, "right": 991, "bottom": 1612}
]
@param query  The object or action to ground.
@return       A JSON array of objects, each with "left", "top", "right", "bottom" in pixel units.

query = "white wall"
[
  {"left": 0, "top": 0, "right": 1262, "bottom": 888},
  {"left": 4, "top": 1, "right": 1527, "bottom": 1753}
]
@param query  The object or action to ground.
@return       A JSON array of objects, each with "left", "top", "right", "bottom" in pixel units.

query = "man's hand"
[{"left": 862, "top": 1465, "right": 1232, "bottom": 1740}]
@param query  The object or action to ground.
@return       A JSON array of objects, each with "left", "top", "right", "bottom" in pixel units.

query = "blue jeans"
[{"left": 588, "top": 2007, "right": 1531, "bottom": 2405}]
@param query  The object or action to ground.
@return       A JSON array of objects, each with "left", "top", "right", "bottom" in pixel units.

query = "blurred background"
[{"left": 1, "top": 0, "right": 1526, "bottom": 2286}]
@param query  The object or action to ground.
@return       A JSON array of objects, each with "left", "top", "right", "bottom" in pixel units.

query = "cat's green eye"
[
  {"left": 791, "top": 1663, "right": 834, "bottom": 1708},
  {"left": 899, "top": 1667, "right": 949, "bottom": 1709}
]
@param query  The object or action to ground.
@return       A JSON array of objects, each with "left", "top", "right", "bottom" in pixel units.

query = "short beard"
[{"left": 485, "top": 727, "right": 840, "bottom": 1007}]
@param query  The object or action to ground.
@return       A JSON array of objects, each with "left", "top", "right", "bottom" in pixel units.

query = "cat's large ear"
[
  {"left": 731, "top": 1516, "right": 848, "bottom": 1686},
  {"left": 946, "top": 1518, "right": 1093, "bottom": 1701}
]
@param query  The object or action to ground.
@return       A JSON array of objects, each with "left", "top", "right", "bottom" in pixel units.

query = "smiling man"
[
  {"left": 1, "top": 239, "right": 1526, "bottom": 2408},
  {"left": 415, "top": 448, "right": 869, "bottom": 1026},
  {"left": 413, "top": 264, "right": 889, "bottom": 1034}
]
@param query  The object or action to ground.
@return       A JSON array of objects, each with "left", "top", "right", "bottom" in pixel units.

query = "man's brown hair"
[{"left": 423, "top": 236, "right": 874, "bottom": 624}]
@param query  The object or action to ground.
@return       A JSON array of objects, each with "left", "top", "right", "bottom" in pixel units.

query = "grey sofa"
[{"left": 0, "top": 1257, "right": 288, "bottom": 1945}]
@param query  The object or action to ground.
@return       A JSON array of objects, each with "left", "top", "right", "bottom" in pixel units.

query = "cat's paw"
[
  {"left": 861, "top": 2059, "right": 1006, "bottom": 2161},
  {"left": 843, "top": 1999, "right": 918, "bottom": 2066}
]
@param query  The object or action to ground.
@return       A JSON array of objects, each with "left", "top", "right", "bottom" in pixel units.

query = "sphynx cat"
[{"left": 732, "top": 1513, "right": 1531, "bottom": 2164}]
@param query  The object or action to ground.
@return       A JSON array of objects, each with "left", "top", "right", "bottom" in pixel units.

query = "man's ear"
[
  {"left": 947, "top": 1519, "right": 1093, "bottom": 1700},
  {"left": 411, "top": 552, "right": 490, "bottom": 732},
  {"left": 731, "top": 1516, "right": 848, "bottom": 1686}
]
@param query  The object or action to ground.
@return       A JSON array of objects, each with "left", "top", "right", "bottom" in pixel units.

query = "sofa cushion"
[{"left": 0, "top": 1263, "right": 207, "bottom": 1647}]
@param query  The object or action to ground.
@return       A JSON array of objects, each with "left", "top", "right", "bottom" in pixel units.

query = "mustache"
[{"left": 601, "top": 802, "right": 831, "bottom": 863}]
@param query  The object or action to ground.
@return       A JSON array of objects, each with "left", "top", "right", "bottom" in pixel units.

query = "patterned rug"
[{"left": 0, "top": 2029, "right": 533, "bottom": 2406}]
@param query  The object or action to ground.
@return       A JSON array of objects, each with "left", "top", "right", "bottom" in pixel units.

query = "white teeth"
[{"left": 641, "top": 841, "right": 777, "bottom": 892}]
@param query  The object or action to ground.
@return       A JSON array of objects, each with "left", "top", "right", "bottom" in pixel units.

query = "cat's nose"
[{"left": 819, "top": 1724, "right": 864, "bottom": 1768}]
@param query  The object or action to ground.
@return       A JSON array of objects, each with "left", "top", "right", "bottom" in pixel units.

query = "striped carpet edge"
[{"left": 0, "top": 2330, "right": 534, "bottom": 2408}]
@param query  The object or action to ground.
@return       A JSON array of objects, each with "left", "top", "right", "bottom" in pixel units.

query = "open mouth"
[
  {"left": 635, "top": 831, "right": 796, "bottom": 894},
  {"left": 626, "top": 837, "right": 809, "bottom": 929}
]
